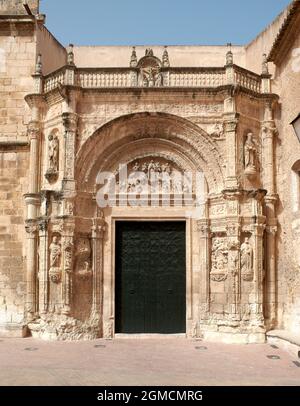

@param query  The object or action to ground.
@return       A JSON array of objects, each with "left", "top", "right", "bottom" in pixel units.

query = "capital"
[
  {"left": 62, "top": 112, "right": 78, "bottom": 132},
  {"left": 27, "top": 121, "right": 41, "bottom": 141}
]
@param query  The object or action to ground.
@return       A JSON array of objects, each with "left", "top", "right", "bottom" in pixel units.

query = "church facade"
[{"left": 0, "top": 0, "right": 300, "bottom": 343}]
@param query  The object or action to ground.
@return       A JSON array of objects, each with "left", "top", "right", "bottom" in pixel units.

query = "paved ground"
[{"left": 0, "top": 337, "right": 299, "bottom": 386}]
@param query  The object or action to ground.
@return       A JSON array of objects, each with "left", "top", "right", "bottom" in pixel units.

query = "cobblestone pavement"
[{"left": 0, "top": 338, "right": 299, "bottom": 386}]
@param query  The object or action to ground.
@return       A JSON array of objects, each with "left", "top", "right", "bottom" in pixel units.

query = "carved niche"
[
  {"left": 211, "top": 235, "right": 228, "bottom": 282},
  {"left": 75, "top": 237, "right": 92, "bottom": 281},
  {"left": 49, "top": 234, "right": 62, "bottom": 283},
  {"left": 240, "top": 236, "right": 254, "bottom": 281},
  {"left": 137, "top": 49, "right": 164, "bottom": 87},
  {"left": 45, "top": 129, "right": 59, "bottom": 183},
  {"left": 244, "top": 132, "right": 258, "bottom": 178}
]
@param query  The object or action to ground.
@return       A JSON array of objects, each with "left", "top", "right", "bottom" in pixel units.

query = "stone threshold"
[
  {"left": 267, "top": 330, "right": 300, "bottom": 358},
  {"left": 114, "top": 333, "right": 186, "bottom": 339}
]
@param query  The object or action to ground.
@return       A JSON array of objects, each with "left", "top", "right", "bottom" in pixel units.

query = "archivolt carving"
[{"left": 76, "top": 113, "right": 225, "bottom": 194}]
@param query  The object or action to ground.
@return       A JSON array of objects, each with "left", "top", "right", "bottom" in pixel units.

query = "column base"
[
  {"left": 0, "top": 323, "right": 27, "bottom": 338},
  {"left": 202, "top": 330, "right": 266, "bottom": 344}
]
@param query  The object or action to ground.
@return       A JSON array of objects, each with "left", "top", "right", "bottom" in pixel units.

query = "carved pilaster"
[
  {"left": 62, "top": 112, "right": 78, "bottom": 191},
  {"left": 251, "top": 223, "right": 266, "bottom": 324},
  {"left": 265, "top": 224, "right": 277, "bottom": 328},
  {"left": 197, "top": 220, "right": 211, "bottom": 318},
  {"left": 224, "top": 116, "right": 239, "bottom": 190},
  {"left": 226, "top": 221, "right": 241, "bottom": 317},
  {"left": 262, "top": 103, "right": 278, "bottom": 197},
  {"left": 27, "top": 120, "right": 41, "bottom": 195},
  {"left": 25, "top": 221, "right": 38, "bottom": 320},
  {"left": 38, "top": 218, "right": 49, "bottom": 315},
  {"left": 91, "top": 216, "right": 106, "bottom": 324},
  {"left": 61, "top": 224, "right": 75, "bottom": 315}
]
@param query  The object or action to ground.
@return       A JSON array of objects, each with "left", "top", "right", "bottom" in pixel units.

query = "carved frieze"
[{"left": 211, "top": 236, "right": 228, "bottom": 281}]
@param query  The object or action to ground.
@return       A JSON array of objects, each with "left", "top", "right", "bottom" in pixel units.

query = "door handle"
[{"left": 168, "top": 289, "right": 173, "bottom": 294}]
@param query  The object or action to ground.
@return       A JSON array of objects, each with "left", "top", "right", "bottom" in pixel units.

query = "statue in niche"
[
  {"left": 46, "top": 133, "right": 59, "bottom": 182},
  {"left": 75, "top": 238, "right": 92, "bottom": 281},
  {"left": 244, "top": 132, "right": 257, "bottom": 175},
  {"left": 49, "top": 235, "right": 62, "bottom": 283},
  {"left": 241, "top": 237, "right": 254, "bottom": 281},
  {"left": 48, "top": 134, "right": 59, "bottom": 172}
]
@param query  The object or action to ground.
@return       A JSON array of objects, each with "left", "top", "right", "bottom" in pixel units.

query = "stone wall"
[
  {"left": 0, "top": 17, "right": 35, "bottom": 335},
  {"left": 0, "top": 0, "right": 39, "bottom": 15},
  {"left": 245, "top": 2, "right": 300, "bottom": 334},
  {"left": 274, "top": 26, "right": 300, "bottom": 334},
  {"left": 0, "top": 149, "right": 29, "bottom": 336}
]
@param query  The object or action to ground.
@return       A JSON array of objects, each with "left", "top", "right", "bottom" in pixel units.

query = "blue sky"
[{"left": 40, "top": 0, "right": 291, "bottom": 46}]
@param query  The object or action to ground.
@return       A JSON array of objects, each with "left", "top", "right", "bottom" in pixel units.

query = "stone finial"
[
  {"left": 145, "top": 48, "right": 154, "bottom": 57},
  {"left": 226, "top": 43, "right": 233, "bottom": 66},
  {"left": 162, "top": 46, "right": 170, "bottom": 67},
  {"left": 67, "top": 44, "right": 75, "bottom": 66},
  {"left": 35, "top": 53, "right": 42, "bottom": 75},
  {"left": 262, "top": 53, "right": 269, "bottom": 75},
  {"left": 130, "top": 46, "right": 138, "bottom": 68}
]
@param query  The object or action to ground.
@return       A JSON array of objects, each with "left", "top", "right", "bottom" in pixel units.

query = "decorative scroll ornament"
[
  {"left": 211, "top": 237, "right": 228, "bottom": 281},
  {"left": 49, "top": 236, "right": 62, "bottom": 283},
  {"left": 241, "top": 237, "right": 254, "bottom": 281}
]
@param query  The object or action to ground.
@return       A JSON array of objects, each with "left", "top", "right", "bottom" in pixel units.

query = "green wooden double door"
[{"left": 115, "top": 222, "right": 186, "bottom": 334}]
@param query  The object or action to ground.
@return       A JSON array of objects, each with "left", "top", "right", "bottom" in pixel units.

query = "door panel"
[{"left": 115, "top": 222, "right": 186, "bottom": 334}]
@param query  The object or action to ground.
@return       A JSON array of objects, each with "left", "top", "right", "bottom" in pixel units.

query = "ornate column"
[
  {"left": 24, "top": 222, "right": 38, "bottom": 320},
  {"left": 91, "top": 216, "right": 106, "bottom": 322},
  {"left": 262, "top": 100, "right": 278, "bottom": 328},
  {"left": 38, "top": 219, "right": 49, "bottom": 315},
  {"left": 251, "top": 221, "right": 266, "bottom": 324},
  {"left": 226, "top": 219, "right": 241, "bottom": 318},
  {"left": 224, "top": 110, "right": 239, "bottom": 190},
  {"left": 62, "top": 112, "right": 78, "bottom": 192},
  {"left": 197, "top": 219, "right": 211, "bottom": 322},
  {"left": 61, "top": 221, "right": 75, "bottom": 315},
  {"left": 24, "top": 90, "right": 43, "bottom": 321}
]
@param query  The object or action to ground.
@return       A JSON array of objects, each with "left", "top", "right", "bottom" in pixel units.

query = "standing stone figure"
[
  {"left": 48, "top": 134, "right": 59, "bottom": 173},
  {"left": 49, "top": 236, "right": 62, "bottom": 283},
  {"left": 241, "top": 237, "right": 253, "bottom": 281},
  {"left": 244, "top": 132, "right": 257, "bottom": 174}
]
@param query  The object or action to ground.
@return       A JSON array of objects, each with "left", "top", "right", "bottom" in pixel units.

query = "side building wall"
[{"left": 0, "top": 9, "right": 66, "bottom": 335}]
